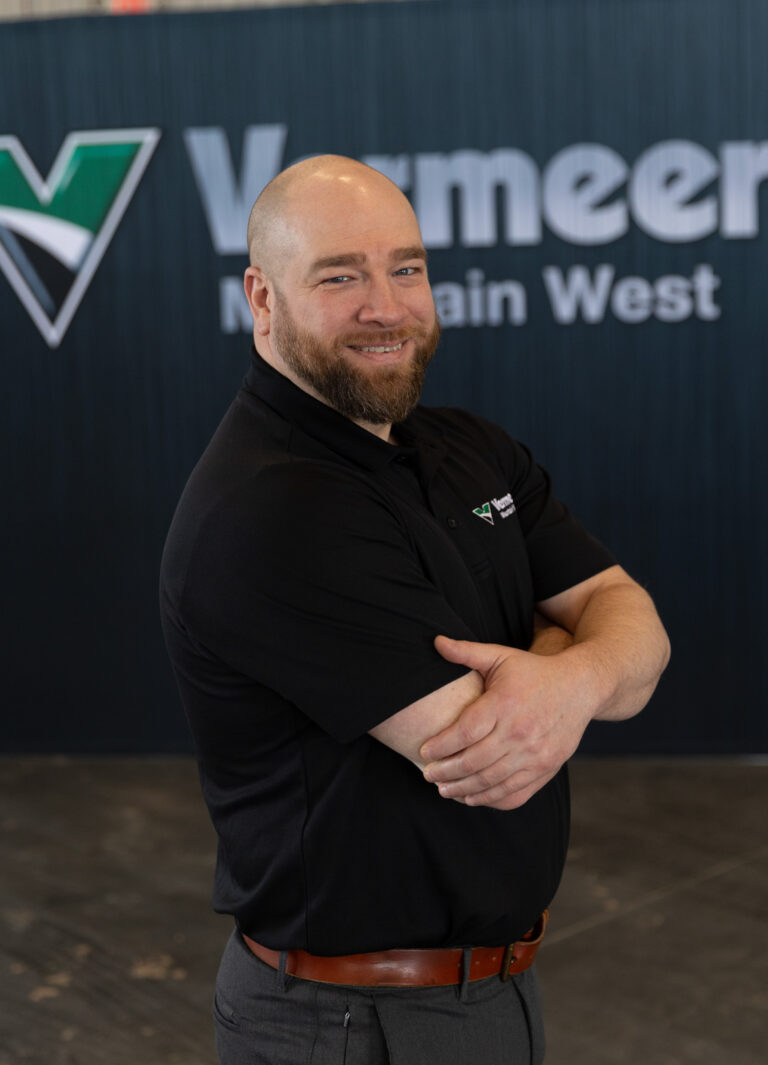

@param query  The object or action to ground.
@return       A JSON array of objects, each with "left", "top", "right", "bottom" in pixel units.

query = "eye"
[
  {"left": 394, "top": 266, "right": 422, "bottom": 277},
  {"left": 322, "top": 275, "right": 352, "bottom": 285}
]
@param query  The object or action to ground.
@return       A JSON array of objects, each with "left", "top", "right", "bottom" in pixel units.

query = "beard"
[{"left": 271, "top": 294, "right": 441, "bottom": 425}]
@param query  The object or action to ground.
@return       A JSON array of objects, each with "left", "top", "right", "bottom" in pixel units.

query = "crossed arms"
[{"left": 369, "top": 564, "right": 670, "bottom": 811}]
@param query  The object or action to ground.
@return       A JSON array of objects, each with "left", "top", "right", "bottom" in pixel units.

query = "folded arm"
[{"left": 369, "top": 565, "right": 670, "bottom": 810}]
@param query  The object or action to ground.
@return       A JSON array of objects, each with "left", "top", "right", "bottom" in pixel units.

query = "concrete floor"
[{"left": 1, "top": 758, "right": 766, "bottom": 1064}]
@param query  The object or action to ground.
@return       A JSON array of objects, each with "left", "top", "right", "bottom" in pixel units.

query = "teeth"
[{"left": 354, "top": 342, "right": 404, "bottom": 354}]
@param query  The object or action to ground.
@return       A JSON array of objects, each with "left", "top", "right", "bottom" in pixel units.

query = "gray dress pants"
[{"left": 213, "top": 930, "right": 545, "bottom": 1065}]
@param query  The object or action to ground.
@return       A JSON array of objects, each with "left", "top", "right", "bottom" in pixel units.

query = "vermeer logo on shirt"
[{"left": 472, "top": 493, "right": 517, "bottom": 525}]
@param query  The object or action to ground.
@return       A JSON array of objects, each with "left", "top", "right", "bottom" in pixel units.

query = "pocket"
[
  {"left": 212, "top": 988, "right": 242, "bottom": 1034},
  {"left": 512, "top": 968, "right": 546, "bottom": 1065}
]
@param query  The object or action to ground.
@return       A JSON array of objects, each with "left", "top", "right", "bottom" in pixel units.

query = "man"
[{"left": 160, "top": 155, "right": 669, "bottom": 1065}]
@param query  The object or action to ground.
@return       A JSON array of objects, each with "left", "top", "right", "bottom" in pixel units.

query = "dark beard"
[{"left": 272, "top": 296, "right": 441, "bottom": 425}]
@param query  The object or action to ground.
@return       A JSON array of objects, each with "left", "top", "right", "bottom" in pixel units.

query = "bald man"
[{"left": 160, "top": 156, "right": 669, "bottom": 1065}]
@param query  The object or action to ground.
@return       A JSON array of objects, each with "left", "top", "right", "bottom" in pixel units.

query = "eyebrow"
[{"left": 308, "top": 246, "right": 428, "bottom": 274}]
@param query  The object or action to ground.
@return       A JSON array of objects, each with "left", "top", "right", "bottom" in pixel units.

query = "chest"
[{"left": 381, "top": 453, "right": 534, "bottom": 646}]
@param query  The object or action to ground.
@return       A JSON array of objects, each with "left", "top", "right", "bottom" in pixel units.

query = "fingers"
[
  {"left": 433, "top": 635, "right": 508, "bottom": 675},
  {"left": 423, "top": 724, "right": 566, "bottom": 811},
  {"left": 469, "top": 772, "right": 558, "bottom": 811},
  {"left": 425, "top": 635, "right": 574, "bottom": 810},
  {"left": 427, "top": 748, "right": 517, "bottom": 793},
  {"left": 423, "top": 729, "right": 510, "bottom": 784},
  {"left": 426, "top": 746, "right": 553, "bottom": 800},
  {"left": 419, "top": 693, "right": 498, "bottom": 762},
  {"left": 435, "top": 761, "right": 560, "bottom": 811}
]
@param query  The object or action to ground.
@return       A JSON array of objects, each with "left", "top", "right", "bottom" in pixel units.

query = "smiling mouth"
[{"left": 347, "top": 341, "right": 407, "bottom": 355}]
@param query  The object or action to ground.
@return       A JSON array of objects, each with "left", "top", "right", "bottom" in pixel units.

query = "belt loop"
[
  {"left": 458, "top": 946, "right": 472, "bottom": 1002},
  {"left": 277, "top": 949, "right": 289, "bottom": 992}
]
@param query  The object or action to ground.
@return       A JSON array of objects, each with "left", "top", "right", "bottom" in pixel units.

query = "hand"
[{"left": 420, "top": 635, "right": 594, "bottom": 810}]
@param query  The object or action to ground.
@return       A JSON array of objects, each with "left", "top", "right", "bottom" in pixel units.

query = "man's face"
[
  {"left": 271, "top": 288, "right": 440, "bottom": 425},
  {"left": 262, "top": 173, "right": 441, "bottom": 427}
]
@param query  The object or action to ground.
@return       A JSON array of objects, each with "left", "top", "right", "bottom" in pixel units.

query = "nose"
[{"left": 357, "top": 276, "right": 407, "bottom": 327}]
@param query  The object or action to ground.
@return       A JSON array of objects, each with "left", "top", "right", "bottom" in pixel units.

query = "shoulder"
[{"left": 186, "top": 458, "right": 406, "bottom": 579}]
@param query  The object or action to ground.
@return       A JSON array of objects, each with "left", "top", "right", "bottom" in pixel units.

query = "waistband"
[{"left": 241, "top": 911, "right": 548, "bottom": 987}]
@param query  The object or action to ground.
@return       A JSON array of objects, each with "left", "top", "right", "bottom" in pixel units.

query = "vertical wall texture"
[{"left": 1, "top": 0, "right": 765, "bottom": 752}]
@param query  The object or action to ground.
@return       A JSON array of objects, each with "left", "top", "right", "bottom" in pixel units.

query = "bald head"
[
  {"left": 242, "top": 153, "right": 438, "bottom": 433},
  {"left": 246, "top": 155, "right": 418, "bottom": 279}
]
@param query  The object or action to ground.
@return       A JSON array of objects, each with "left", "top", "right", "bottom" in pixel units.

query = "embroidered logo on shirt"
[
  {"left": 472, "top": 502, "right": 495, "bottom": 525},
  {"left": 472, "top": 493, "right": 517, "bottom": 524}
]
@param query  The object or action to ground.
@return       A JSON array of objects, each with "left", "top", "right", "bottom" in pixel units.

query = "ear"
[{"left": 244, "top": 267, "right": 272, "bottom": 335}]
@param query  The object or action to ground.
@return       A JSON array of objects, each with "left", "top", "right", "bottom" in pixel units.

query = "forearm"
[
  {"left": 372, "top": 618, "right": 577, "bottom": 769},
  {"left": 374, "top": 571, "right": 669, "bottom": 811},
  {"left": 556, "top": 580, "right": 670, "bottom": 722},
  {"left": 370, "top": 669, "right": 483, "bottom": 770},
  {"left": 410, "top": 570, "right": 669, "bottom": 809},
  {"left": 529, "top": 612, "right": 573, "bottom": 657}
]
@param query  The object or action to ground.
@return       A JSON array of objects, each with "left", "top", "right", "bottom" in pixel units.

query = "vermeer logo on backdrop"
[
  {"left": 0, "top": 129, "right": 160, "bottom": 348},
  {"left": 207, "top": 130, "right": 767, "bottom": 332}
]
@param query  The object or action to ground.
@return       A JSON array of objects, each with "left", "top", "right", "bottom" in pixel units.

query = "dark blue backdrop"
[{"left": 1, "top": 0, "right": 765, "bottom": 753}]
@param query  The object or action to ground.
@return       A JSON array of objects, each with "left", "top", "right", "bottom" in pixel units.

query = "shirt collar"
[{"left": 243, "top": 348, "right": 420, "bottom": 472}]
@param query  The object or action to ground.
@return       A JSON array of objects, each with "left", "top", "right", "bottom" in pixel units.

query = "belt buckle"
[{"left": 500, "top": 942, "right": 517, "bottom": 982}]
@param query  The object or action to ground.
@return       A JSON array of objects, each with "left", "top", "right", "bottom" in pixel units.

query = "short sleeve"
[
  {"left": 179, "top": 462, "right": 475, "bottom": 742},
  {"left": 448, "top": 411, "right": 616, "bottom": 602},
  {"left": 505, "top": 438, "right": 616, "bottom": 600}
]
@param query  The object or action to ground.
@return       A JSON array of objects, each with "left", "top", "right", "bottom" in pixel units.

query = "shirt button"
[{"left": 447, "top": 517, "right": 458, "bottom": 529}]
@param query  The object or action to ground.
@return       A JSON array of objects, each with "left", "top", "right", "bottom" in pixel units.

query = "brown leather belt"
[{"left": 241, "top": 910, "right": 548, "bottom": 987}]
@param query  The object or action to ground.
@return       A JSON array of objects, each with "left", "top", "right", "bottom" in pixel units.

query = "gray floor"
[{"left": 1, "top": 758, "right": 766, "bottom": 1065}]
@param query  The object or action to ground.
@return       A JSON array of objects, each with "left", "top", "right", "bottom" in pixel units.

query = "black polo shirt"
[{"left": 160, "top": 350, "right": 615, "bottom": 954}]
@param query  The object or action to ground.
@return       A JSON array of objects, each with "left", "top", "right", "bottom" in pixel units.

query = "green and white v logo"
[
  {"left": 0, "top": 128, "right": 160, "bottom": 348},
  {"left": 472, "top": 502, "right": 494, "bottom": 525}
]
